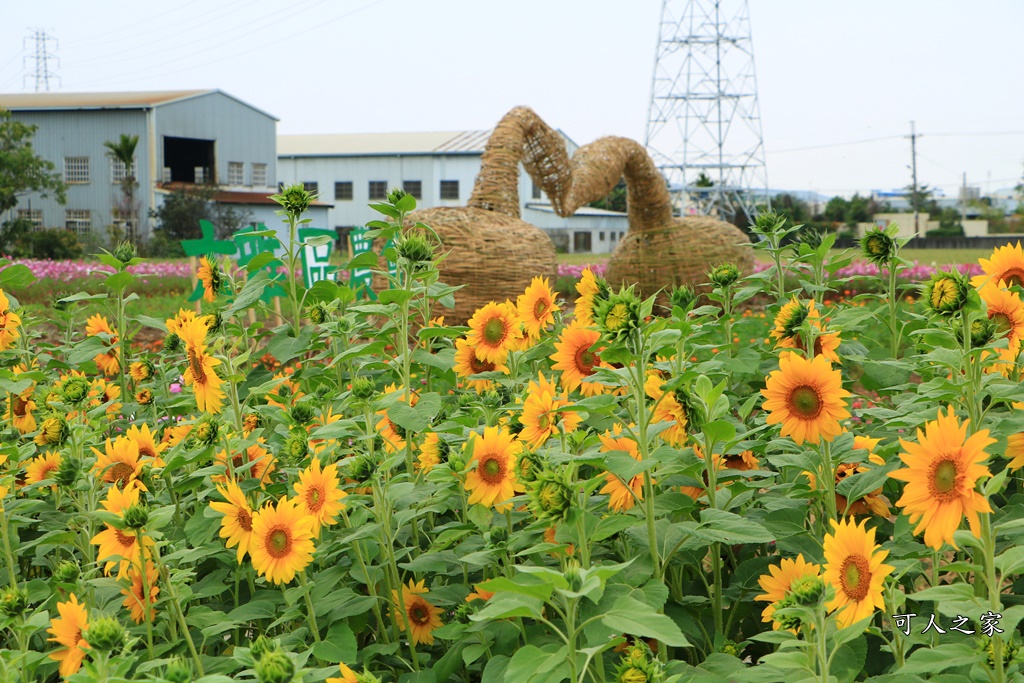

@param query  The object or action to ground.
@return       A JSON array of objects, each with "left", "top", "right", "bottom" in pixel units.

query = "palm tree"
[{"left": 104, "top": 134, "right": 140, "bottom": 240}]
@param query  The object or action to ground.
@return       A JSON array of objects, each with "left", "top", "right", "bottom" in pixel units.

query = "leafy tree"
[
  {"left": 104, "top": 133, "right": 140, "bottom": 238},
  {"left": 846, "top": 193, "right": 872, "bottom": 224},
  {"left": 149, "top": 185, "right": 252, "bottom": 256},
  {"left": 588, "top": 179, "right": 627, "bottom": 213},
  {"left": 822, "top": 196, "right": 848, "bottom": 223},
  {"left": 0, "top": 110, "right": 66, "bottom": 214}
]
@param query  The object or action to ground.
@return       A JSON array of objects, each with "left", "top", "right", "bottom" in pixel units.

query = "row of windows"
[
  {"left": 62, "top": 157, "right": 269, "bottom": 186},
  {"left": 18, "top": 208, "right": 95, "bottom": 236},
  {"left": 292, "top": 180, "right": 461, "bottom": 202}
]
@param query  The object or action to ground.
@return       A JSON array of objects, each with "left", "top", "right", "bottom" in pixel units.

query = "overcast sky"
[{"left": 2, "top": 0, "right": 1022, "bottom": 199}]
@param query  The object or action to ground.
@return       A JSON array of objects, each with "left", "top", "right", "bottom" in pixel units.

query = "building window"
[
  {"left": 403, "top": 180, "right": 422, "bottom": 199},
  {"left": 369, "top": 181, "right": 388, "bottom": 200},
  {"left": 17, "top": 209, "right": 43, "bottom": 230},
  {"left": 599, "top": 231, "right": 605, "bottom": 241},
  {"left": 279, "top": 182, "right": 287, "bottom": 192},
  {"left": 335, "top": 181, "right": 353, "bottom": 201},
  {"left": 532, "top": 181, "right": 542, "bottom": 200},
  {"left": 440, "top": 180, "right": 459, "bottom": 200},
  {"left": 573, "top": 231, "right": 592, "bottom": 252},
  {"left": 112, "top": 208, "right": 137, "bottom": 241},
  {"left": 303, "top": 181, "right": 319, "bottom": 195},
  {"left": 252, "top": 163, "right": 267, "bottom": 187},
  {"left": 228, "top": 162, "right": 245, "bottom": 185},
  {"left": 64, "top": 157, "right": 90, "bottom": 184},
  {"left": 65, "top": 209, "right": 92, "bottom": 237},
  {"left": 111, "top": 159, "right": 137, "bottom": 184}
]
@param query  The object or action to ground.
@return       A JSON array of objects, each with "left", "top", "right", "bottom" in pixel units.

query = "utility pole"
[
  {"left": 23, "top": 29, "right": 60, "bottom": 92},
  {"left": 906, "top": 121, "right": 921, "bottom": 239},
  {"left": 960, "top": 171, "right": 967, "bottom": 227}
]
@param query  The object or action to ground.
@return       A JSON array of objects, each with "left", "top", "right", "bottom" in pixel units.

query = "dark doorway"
[
  {"left": 573, "top": 231, "right": 592, "bottom": 253},
  {"left": 164, "top": 136, "right": 215, "bottom": 184}
]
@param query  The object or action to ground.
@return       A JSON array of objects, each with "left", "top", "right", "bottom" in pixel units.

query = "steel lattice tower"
[
  {"left": 644, "top": 0, "right": 769, "bottom": 223},
  {"left": 23, "top": 29, "right": 60, "bottom": 92}
]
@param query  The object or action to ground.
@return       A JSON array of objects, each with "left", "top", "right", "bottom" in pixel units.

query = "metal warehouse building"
[
  {"left": 277, "top": 129, "right": 629, "bottom": 254},
  {"left": 0, "top": 89, "right": 327, "bottom": 243}
]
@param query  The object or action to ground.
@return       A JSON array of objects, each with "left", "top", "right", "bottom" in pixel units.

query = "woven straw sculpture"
[
  {"left": 551, "top": 136, "right": 754, "bottom": 299},
  {"left": 373, "top": 107, "right": 561, "bottom": 323}
]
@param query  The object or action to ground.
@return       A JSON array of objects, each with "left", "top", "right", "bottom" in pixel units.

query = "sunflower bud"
[
  {"left": 255, "top": 649, "right": 295, "bottom": 683},
  {"left": 0, "top": 587, "right": 28, "bottom": 617},
  {"left": 289, "top": 403, "right": 315, "bottom": 425},
  {"left": 85, "top": 616, "right": 126, "bottom": 653},
  {"left": 986, "top": 637, "right": 1019, "bottom": 669},
  {"left": 453, "top": 602, "right": 473, "bottom": 623},
  {"left": 250, "top": 634, "right": 277, "bottom": 659},
  {"left": 487, "top": 525, "right": 508, "bottom": 548},
  {"left": 351, "top": 377, "right": 375, "bottom": 400},
  {"left": 564, "top": 559, "right": 584, "bottom": 593},
  {"left": 708, "top": 263, "right": 740, "bottom": 288},
  {"left": 308, "top": 302, "right": 329, "bottom": 325},
  {"left": 969, "top": 317, "right": 996, "bottom": 349},
  {"left": 163, "top": 332, "right": 181, "bottom": 352},
  {"left": 720, "top": 639, "right": 743, "bottom": 658},
  {"left": 595, "top": 286, "right": 643, "bottom": 343},
  {"left": 923, "top": 269, "right": 968, "bottom": 316},
  {"left": 129, "top": 360, "right": 154, "bottom": 382},
  {"left": 53, "top": 292, "right": 73, "bottom": 312},
  {"left": 122, "top": 503, "right": 150, "bottom": 530},
  {"left": 614, "top": 641, "right": 659, "bottom": 683},
  {"left": 205, "top": 310, "right": 224, "bottom": 336},
  {"left": 284, "top": 434, "right": 309, "bottom": 463},
  {"left": 191, "top": 415, "right": 220, "bottom": 448},
  {"left": 113, "top": 240, "right": 138, "bottom": 265},
  {"left": 668, "top": 285, "right": 696, "bottom": 312},
  {"left": 751, "top": 210, "right": 786, "bottom": 236},
  {"left": 34, "top": 415, "right": 69, "bottom": 448},
  {"left": 386, "top": 188, "right": 408, "bottom": 205},
  {"left": 55, "top": 456, "right": 80, "bottom": 488},
  {"left": 396, "top": 232, "right": 434, "bottom": 265},
  {"left": 860, "top": 228, "right": 896, "bottom": 265},
  {"left": 54, "top": 560, "right": 80, "bottom": 585},
  {"left": 771, "top": 592, "right": 803, "bottom": 631},
  {"left": 347, "top": 454, "right": 377, "bottom": 483},
  {"left": 163, "top": 658, "right": 192, "bottom": 683},
  {"left": 272, "top": 183, "right": 314, "bottom": 219},
  {"left": 515, "top": 450, "right": 541, "bottom": 485},
  {"left": 527, "top": 467, "right": 575, "bottom": 525},
  {"left": 60, "top": 376, "right": 91, "bottom": 405},
  {"left": 135, "top": 388, "right": 153, "bottom": 405},
  {"left": 243, "top": 412, "right": 264, "bottom": 435},
  {"left": 789, "top": 574, "right": 825, "bottom": 606}
]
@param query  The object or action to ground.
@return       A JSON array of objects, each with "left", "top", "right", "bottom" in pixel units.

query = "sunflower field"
[{"left": 3, "top": 187, "right": 1024, "bottom": 683}]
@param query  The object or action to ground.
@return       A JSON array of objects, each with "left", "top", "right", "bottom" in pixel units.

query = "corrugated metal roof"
[
  {"left": 278, "top": 129, "right": 493, "bottom": 157},
  {"left": 0, "top": 90, "right": 212, "bottom": 110}
]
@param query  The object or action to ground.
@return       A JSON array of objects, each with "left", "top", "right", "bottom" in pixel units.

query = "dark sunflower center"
[
  {"left": 108, "top": 462, "right": 134, "bottom": 485},
  {"left": 114, "top": 528, "right": 136, "bottom": 548},
  {"left": 534, "top": 298, "right": 550, "bottom": 319},
  {"left": 840, "top": 554, "right": 871, "bottom": 601},
  {"left": 480, "top": 456, "right": 504, "bottom": 483},
  {"left": 13, "top": 396, "right": 27, "bottom": 416},
  {"left": 789, "top": 386, "right": 822, "bottom": 419},
  {"left": 268, "top": 528, "right": 291, "bottom": 557},
  {"left": 307, "top": 486, "right": 324, "bottom": 512},
  {"left": 237, "top": 509, "right": 252, "bottom": 531},
  {"left": 187, "top": 348, "right": 207, "bottom": 383},
  {"left": 482, "top": 318, "right": 506, "bottom": 346},
  {"left": 930, "top": 457, "right": 961, "bottom": 499},
  {"left": 1003, "top": 269, "right": 1024, "bottom": 288},
  {"left": 991, "top": 311, "right": 1012, "bottom": 334},
  {"left": 575, "top": 345, "right": 598, "bottom": 374},
  {"left": 137, "top": 444, "right": 156, "bottom": 459},
  {"left": 470, "top": 356, "right": 494, "bottom": 373},
  {"left": 410, "top": 602, "right": 429, "bottom": 625}
]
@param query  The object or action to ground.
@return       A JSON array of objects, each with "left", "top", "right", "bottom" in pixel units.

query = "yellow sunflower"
[
  {"left": 574, "top": 267, "right": 600, "bottom": 327},
  {"left": 723, "top": 450, "right": 760, "bottom": 472},
  {"left": 177, "top": 315, "right": 225, "bottom": 414},
  {"left": 599, "top": 424, "right": 645, "bottom": 512},
  {"left": 823, "top": 518, "right": 894, "bottom": 628},
  {"left": 417, "top": 432, "right": 444, "bottom": 473},
  {"left": 25, "top": 450, "right": 61, "bottom": 488},
  {"left": 125, "top": 423, "right": 167, "bottom": 467},
  {"left": 0, "top": 289, "right": 22, "bottom": 351},
  {"left": 550, "top": 322, "right": 604, "bottom": 395},
  {"left": 266, "top": 371, "right": 305, "bottom": 409},
  {"left": 121, "top": 561, "right": 159, "bottom": 624},
  {"left": 197, "top": 255, "right": 223, "bottom": 303},
  {"left": 391, "top": 579, "right": 443, "bottom": 646},
  {"left": 165, "top": 308, "right": 210, "bottom": 338},
  {"left": 645, "top": 373, "right": 689, "bottom": 447},
  {"left": 519, "top": 373, "right": 581, "bottom": 448},
  {"left": 85, "top": 313, "right": 121, "bottom": 376},
  {"left": 91, "top": 492, "right": 155, "bottom": 578},
  {"left": 755, "top": 554, "right": 822, "bottom": 630},
  {"left": 327, "top": 663, "right": 360, "bottom": 683},
  {"left": 761, "top": 352, "right": 850, "bottom": 445},
  {"left": 6, "top": 387, "right": 37, "bottom": 434},
  {"left": 804, "top": 435, "right": 890, "bottom": 517},
  {"left": 86, "top": 377, "right": 122, "bottom": 416},
  {"left": 375, "top": 383, "right": 417, "bottom": 453},
  {"left": 453, "top": 337, "right": 508, "bottom": 393},
  {"left": 981, "top": 279, "right": 1024, "bottom": 352},
  {"left": 213, "top": 439, "right": 276, "bottom": 486},
  {"left": 136, "top": 387, "right": 152, "bottom": 404},
  {"left": 972, "top": 241, "right": 1024, "bottom": 290},
  {"left": 464, "top": 426, "right": 522, "bottom": 512},
  {"left": 465, "top": 301, "right": 520, "bottom": 365},
  {"left": 128, "top": 361, "right": 152, "bottom": 383},
  {"left": 47, "top": 593, "right": 90, "bottom": 679},
  {"left": 517, "top": 276, "right": 561, "bottom": 339},
  {"left": 890, "top": 406, "right": 993, "bottom": 550},
  {"left": 210, "top": 480, "right": 256, "bottom": 563},
  {"left": 770, "top": 298, "right": 842, "bottom": 364},
  {"left": 92, "top": 436, "right": 146, "bottom": 489},
  {"left": 294, "top": 457, "right": 347, "bottom": 535},
  {"left": 1007, "top": 432, "right": 1024, "bottom": 471},
  {"left": 249, "top": 496, "right": 316, "bottom": 585}
]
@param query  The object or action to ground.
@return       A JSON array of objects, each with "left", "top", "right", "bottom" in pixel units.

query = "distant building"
[
  {"left": 277, "top": 130, "right": 629, "bottom": 254},
  {"left": 0, "top": 89, "right": 329, "bottom": 243}
]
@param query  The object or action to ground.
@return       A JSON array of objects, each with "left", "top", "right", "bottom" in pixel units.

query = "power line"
[
  {"left": 23, "top": 29, "right": 60, "bottom": 92},
  {"left": 768, "top": 135, "right": 902, "bottom": 154},
  {"left": 60, "top": 0, "right": 209, "bottom": 49}
]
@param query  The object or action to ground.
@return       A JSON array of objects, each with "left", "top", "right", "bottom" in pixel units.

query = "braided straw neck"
[{"left": 468, "top": 106, "right": 572, "bottom": 218}]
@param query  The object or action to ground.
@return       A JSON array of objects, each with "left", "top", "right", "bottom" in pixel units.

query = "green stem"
[
  {"left": 981, "top": 512, "right": 1005, "bottom": 683},
  {"left": 298, "top": 571, "right": 322, "bottom": 643},
  {"left": 631, "top": 331, "right": 660, "bottom": 578},
  {"left": 888, "top": 257, "right": 901, "bottom": 358},
  {"left": 340, "top": 508, "right": 389, "bottom": 644},
  {"left": 153, "top": 544, "right": 204, "bottom": 676},
  {"left": 0, "top": 507, "right": 18, "bottom": 587}
]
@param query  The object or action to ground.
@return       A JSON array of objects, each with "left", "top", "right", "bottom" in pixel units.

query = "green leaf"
[
  {"left": 226, "top": 270, "right": 269, "bottom": 316},
  {"left": 600, "top": 596, "right": 690, "bottom": 647},
  {"left": 379, "top": 288, "right": 415, "bottom": 305},
  {"left": 471, "top": 594, "right": 544, "bottom": 621},
  {"left": 898, "top": 642, "right": 981, "bottom": 675},
  {"left": 0, "top": 264, "right": 35, "bottom": 288},
  {"left": 996, "top": 545, "right": 1024, "bottom": 577},
  {"left": 695, "top": 508, "right": 775, "bottom": 544},
  {"left": 478, "top": 577, "right": 554, "bottom": 601},
  {"left": 346, "top": 251, "right": 381, "bottom": 270},
  {"left": 387, "top": 392, "right": 442, "bottom": 433},
  {"left": 246, "top": 251, "right": 283, "bottom": 273},
  {"left": 104, "top": 270, "right": 134, "bottom": 293},
  {"left": 311, "top": 622, "right": 357, "bottom": 664}
]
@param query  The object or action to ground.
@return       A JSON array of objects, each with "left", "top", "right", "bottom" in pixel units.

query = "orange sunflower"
[
  {"left": 92, "top": 435, "right": 146, "bottom": 489},
  {"left": 804, "top": 435, "right": 890, "bottom": 517},
  {"left": 417, "top": 432, "right": 445, "bottom": 473},
  {"left": 823, "top": 518, "right": 894, "bottom": 628},
  {"left": 770, "top": 298, "right": 842, "bottom": 364},
  {"left": 599, "top": 424, "right": 646, "bottom": 512},
  {"left": 197, "top": 255, "right": 224, "bottom": 302},
  {"left": 213, "top": 438, "right": 275, "bottom": 486},
  {"left": 249, "top": 496, "right": 316, "bottom": 585},
  {"left": 294, "top": 457, "right": 347, "bottom": 535},
  {"left": 0, "top": 289, "right": 22, "bottom": 351},
  {"left": 465, "top": 301, "right": 521, "bottom": 364},
  {"left": 177, "top": 315, "right": 225, "bottom": 414},
  {"left": 47, "top": 593, "right": 90, "bottom": 678},
  {"left": 453, "top": 337, "right": 508, "bottom": 393},
  {"left": 210, "top": 480, "right": 256, "bottom": 563},
  {"left": 755, "top": 554, "right": 822, "bottom": 630},
  {"left": 550, "top": 322, "right": 605, "bottom": 395},
  {"left": 5, "top": 386, "right": 36, "bottom": 434},
  {"left": 645, "top": 373, "right": 689, "bottom": 447},
  {"left": 266, "top": 371, "right": 305, "bottom": 409},
  {"left": 890, "top": 406, "right": 993, "bottom": 550},
  {"left": 376, "top": 384, "right": 417, "bottom": 453},
  {"left": 761, "top": 352, "right": 850, "bottom": 445},
  {"left": 972, "top": 241, "right": 1024, "bottom": 290},
  {"left": 464, "top": 426, "right": 522, "bottom": 512},
  {"left": 327, "top": 663, "right": 360, "bottom": 683},
  {"left": 1007, "top": 432, "right": 1024, "bottom": 471},
  {"left": 573, "top": 267, "right": 600, "bottom": 327},
  {"left": 517, "top": 276, "right": 561, "bottom": 339},
  {"left": 125, "top": 423, "right": 167, "bottom": 467},
  {"left": 87, "top": 377, "right": 122, "bottom": 416},
  {"left": 121, "top": 561, "right": 159, "bottom": 623},
  {"left": 980, "top": 280, "right": 1024, "bottom": 372},
  {"left": 519, "top": 373, "right": 581, "bottom": 448},
  {"left": 391, "top": 579, "right": 444, "bottom": 646},
  {"left": 91, "top": 484, "right": 154, "bottom": 578},
  {"left": 25, "top": 450, "right": 61, "bottom": 487},
  {"left": 85, "top": 313, "right": 121, "bottom": 376}
]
